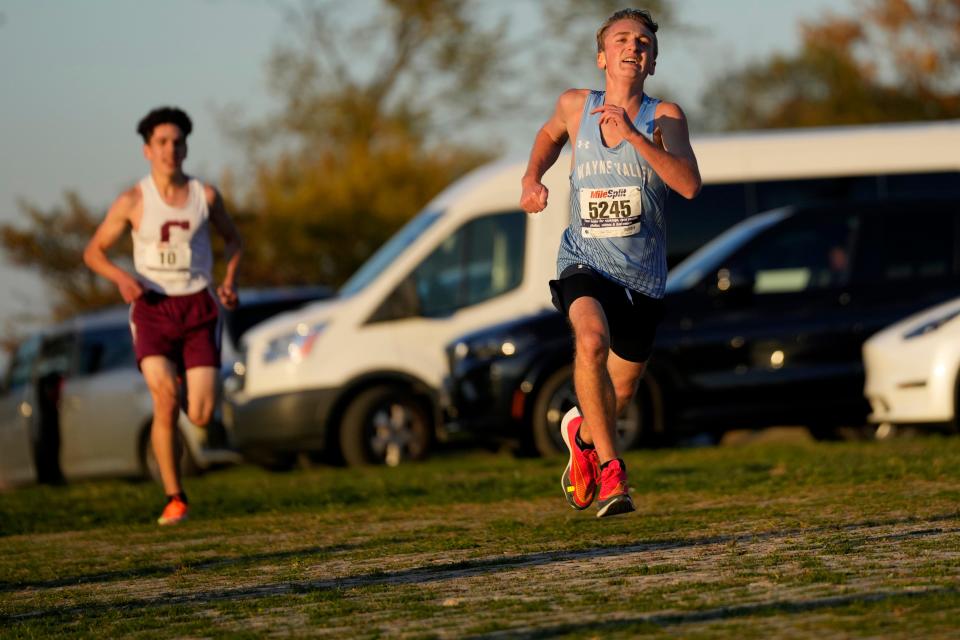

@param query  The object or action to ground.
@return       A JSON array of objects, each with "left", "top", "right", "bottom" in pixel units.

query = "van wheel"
[
  {"left": 141, "top": 425, "right": 200, "bottom": 483},
  {"left": 340, "top": 386, "right": 431, "bottom": 466},
  {"left": 530, "top": 366, "right": 644, "bottom": 457}
]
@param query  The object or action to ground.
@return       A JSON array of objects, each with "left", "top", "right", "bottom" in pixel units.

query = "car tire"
[
  {"left": 529, "top": 366, "right": 647, "bottom": 458},
  {"left": 141, "top": 425, "right": 200, "bottom": 483},
  {"left": 339, "top": 386, "right": 431, "bottom": 467}
]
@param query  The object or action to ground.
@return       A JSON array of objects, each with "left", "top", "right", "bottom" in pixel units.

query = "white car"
[{"left": 863, "top": 296, "right": 960, "bottom": 431}]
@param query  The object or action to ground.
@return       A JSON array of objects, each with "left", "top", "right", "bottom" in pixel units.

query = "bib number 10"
[
  {"left": 587, "top": 199, "right": 632, "bottom": 219},
  {"left": 158, "top": 249, "right": 180, "bottom": 267}
]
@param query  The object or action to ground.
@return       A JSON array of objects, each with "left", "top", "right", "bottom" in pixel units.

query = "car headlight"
[
  {"left": 263, "top": 322, "right": 327, "bottom": 363},
  {"left": 452, "top": 334, "right": 528, "bottom": 363},
  {"left": 903, "top": 309, "right": 960, "bottom": 340}
]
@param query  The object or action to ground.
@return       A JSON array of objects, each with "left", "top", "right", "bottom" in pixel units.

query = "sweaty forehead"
[{"left": 606, "top": 19, "right": 654, "bottom": 41}]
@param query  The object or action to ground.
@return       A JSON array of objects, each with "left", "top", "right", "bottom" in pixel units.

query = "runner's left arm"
[{"left": 207, "top": 186, "right": 243, "bottom": 310}]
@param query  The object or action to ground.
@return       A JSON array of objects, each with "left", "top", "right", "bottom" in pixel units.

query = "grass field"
[{"left": 1, "top": 433, "right": 959, "bottom": 638}]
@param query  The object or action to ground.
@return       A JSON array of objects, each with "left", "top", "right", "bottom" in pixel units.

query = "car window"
[
  {"left": 413, "top": 211, "right": 526, "bottom": 317},
  {"left": 855, "top": 207, "right": 957, "bottom": 285},
  {"left": 339, "top": 209, "right": 443, "bottom": 297},
  {"left": 4, "top": 335, "right": 42, "bottom": 391},
  {"left": 36, "top": 332, "right": 77, "bottom": 377},
  {"left": 725, "top": 213, "right": 859, "bottom": 294},
  {"left": 78, "top": 326, "right": 136, "bottom": 375}
]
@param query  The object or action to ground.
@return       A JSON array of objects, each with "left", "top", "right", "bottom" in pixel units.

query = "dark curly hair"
[
  {"left": 596, "top": 8, "right": 658, "bottom": 58},
  {"left": 136, "top": 107, "right": 193, "bottom": 143}
]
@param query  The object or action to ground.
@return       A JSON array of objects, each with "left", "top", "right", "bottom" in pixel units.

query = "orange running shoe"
[
  {"left": 157, "top": 496, "right": 189, "bottom": 526},
  {"left": 596, "top": 458, "right": 635, "bottom": 518},
  {"left": 560, "top": 410, "right": 599, "bottom": 510}
]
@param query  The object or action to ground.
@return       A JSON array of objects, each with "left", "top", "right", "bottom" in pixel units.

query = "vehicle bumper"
[
  {"left": 223, "top": 387, "right": 337, "bottom": 452},
  {"left": 443, "top": 361, "right": 528, "bottom": 439},
  {"left": 863, "top": 341, "right": 955, "bottom": 425}
]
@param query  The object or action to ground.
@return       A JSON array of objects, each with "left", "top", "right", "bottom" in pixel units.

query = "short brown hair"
[
  {"left": 137, "top": 107, "right": 192, "bottom": 143},
  {"left": 596, "top": 9, "right": 659, "bottom": 58}
]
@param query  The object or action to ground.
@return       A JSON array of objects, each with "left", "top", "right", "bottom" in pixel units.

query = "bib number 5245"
[{"left": 587, "top": 199, "right": 633, "bottom": 219}]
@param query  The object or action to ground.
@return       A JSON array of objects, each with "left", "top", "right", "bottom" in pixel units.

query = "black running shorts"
[{"left": 549, "top": 264, "right": 664, "bottom": 363}]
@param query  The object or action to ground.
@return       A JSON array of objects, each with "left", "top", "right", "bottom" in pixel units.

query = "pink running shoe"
[
  {"left": 157, "top": 496, "right": 189, "bottom": 526},
  {"left": 596, "top": 458, "right": 635, "bottom": 518},
  {"left": 560, "top": 409, "right": 599, "bottom": 510}
]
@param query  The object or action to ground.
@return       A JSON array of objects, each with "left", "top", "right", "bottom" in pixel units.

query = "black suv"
[{"left": 444, "top": 200, "right": 960, "bottom": 455}]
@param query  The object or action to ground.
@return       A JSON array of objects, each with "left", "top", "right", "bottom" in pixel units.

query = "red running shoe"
[
  {"left": 157, "top": 496, "right": 189, "bottom": 526},
  {"left": 596, "top": 458, "right": 635, "bottom": 518},
  {"left": 560, "top": 410, "right": 599, "bottom": 510}
]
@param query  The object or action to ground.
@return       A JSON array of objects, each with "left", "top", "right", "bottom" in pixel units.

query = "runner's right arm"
[
  {"left": 520, "top": 89, "right": 585, "bottom": 214},
  {"left": 83, "top": 188, "right": 145, "bottom": 303}
]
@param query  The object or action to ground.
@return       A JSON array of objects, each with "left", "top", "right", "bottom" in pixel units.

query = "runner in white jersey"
[
  {"left": 84, "top": 107, "right": 243, "bottom": 525},
  {"left": 520, "top": 9, "right": 701, "bottom": 517}
]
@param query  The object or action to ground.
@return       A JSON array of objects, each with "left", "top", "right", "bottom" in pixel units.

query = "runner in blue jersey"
[{"left": 520, "top": 8, "right": 701, "bottom": 518}]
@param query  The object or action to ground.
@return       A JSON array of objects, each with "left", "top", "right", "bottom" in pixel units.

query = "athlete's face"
[
  {"left": 143, "top": 123, "right": 187, "bottom": 176},
  {"left": 597, "top": 19, "right": 656, "bottom": 81}
]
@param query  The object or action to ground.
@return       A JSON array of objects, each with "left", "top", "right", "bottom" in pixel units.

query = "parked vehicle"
[
  {"left": 225, "top": 120, "right": 960, "bottom": 467},
  {"left": 0, "top": 286, "right": 329, "bottom": 488},
  {"left": 863, "top": 295, "right": 960, "bottom": 434},
  {"left": 444, "top": 199, "right": 960, "bottom": 455}
]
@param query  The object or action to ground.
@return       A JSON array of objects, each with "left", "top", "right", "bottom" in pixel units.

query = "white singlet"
[{"left": 132, "top": 175, "right": 213, "bottom": 295}]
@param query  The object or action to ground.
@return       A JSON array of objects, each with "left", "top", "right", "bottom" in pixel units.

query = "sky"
[{"left": 0, "top": 0, "right": 852, "bottom": 356}]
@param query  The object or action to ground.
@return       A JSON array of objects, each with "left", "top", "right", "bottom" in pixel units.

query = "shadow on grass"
[
  {"left": 4, "top": 511, "right": 958, "bottom": 625},
  {"left": 466, "top": 587, "right": 959, "bottom": 638},
  {"left": 0, "top": 542, "right": 363, "bottom": 593}
]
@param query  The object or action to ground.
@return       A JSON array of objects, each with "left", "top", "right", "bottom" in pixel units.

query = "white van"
[{"left": 224, "top": 120, "right": 960, "bottom": 466}]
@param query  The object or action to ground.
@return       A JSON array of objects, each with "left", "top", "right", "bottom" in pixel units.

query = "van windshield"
[
  {"left": 665, "top": 208, "right": 790, "bottom": 294},
  {"left": 339, "top": 209, "right": 443, "bottom": 297}
]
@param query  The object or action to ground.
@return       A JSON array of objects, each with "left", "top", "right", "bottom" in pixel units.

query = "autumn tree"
[
  {"left": 224, "top": 0, "right": 674, "bottom": 287},
  {"left": 1, "top": 194, "right": 123, "bottom": 320},
  {"left": 700, "top": 0, "right": 960, "bottom": 131},
  {"left": 220, "top": 0, "right": 512, "bottom": 287},
  {"left": 1, "top": 0, "right": 675, "bottom": 322}
]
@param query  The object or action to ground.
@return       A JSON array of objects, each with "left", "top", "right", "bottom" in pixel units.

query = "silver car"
[
  {"left": 0, "top": 307, "right": 238, "bottom": 488},
  {"left": 0, "top": 287, "right": 333, "bottom": 488}
]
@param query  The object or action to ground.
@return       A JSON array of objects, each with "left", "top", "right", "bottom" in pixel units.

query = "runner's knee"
[
  {"left": 575, "top": 329, "right": 609, "bottom": 365},
  {"left": 613, "top": 380, "right": 638, "bottom": 410},
  {"left": 187, "top": 402, "right": 213, "bottom": 428},
  {"left": 150, "top": 383, "right": 179, "bottom": 416}
]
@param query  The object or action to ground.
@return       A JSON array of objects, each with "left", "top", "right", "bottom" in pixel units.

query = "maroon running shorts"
[{"left": 130, "top": 288, "right": 221, "bottom": 371}]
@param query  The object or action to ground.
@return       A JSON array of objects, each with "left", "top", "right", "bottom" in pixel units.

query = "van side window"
[
  {"left": 882, "top": 172, "right": 960, "bottom": 199},
  {"left": 413, "top": 211, "right": 526, "bottom": 317},
  {"left": 753, "top": 176, "right": 879, "bottom": 213},
  {"left": 725, "top": 214, "right": 859, "bottom": 294},
  {"left": 666, "top": 183, "right": 747, "bottom": 267},
  {"left": 857, "top": 208, "right": 957, "bottom": 284},
  {"left": 78, "top": 327, "right": 136, "bottom": 375}
]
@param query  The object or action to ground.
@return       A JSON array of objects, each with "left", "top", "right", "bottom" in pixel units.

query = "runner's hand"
[
  {"left": 520, "top": 180, "right": 549, "bottom": 214},
  {"left": 217, "top": 283, "right": 239, "bottom": 310},
  {"left": 117, "top": 275, "right": 144, "bottom": 303},
  {"left": 590, "top": 105, "right": 640, "bottom": 140}
]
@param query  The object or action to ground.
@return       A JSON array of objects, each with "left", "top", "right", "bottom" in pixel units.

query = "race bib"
[
  {"left": 578, "top": 186, "right": 643, "bottom": 238},
  {"left": 143, "top": 243, "right": 192, "bottom": 276}
]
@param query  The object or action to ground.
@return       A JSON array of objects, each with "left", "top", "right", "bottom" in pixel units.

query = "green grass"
[{"left": 1, "top": 436, "right": 959, "bottom": 638}]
